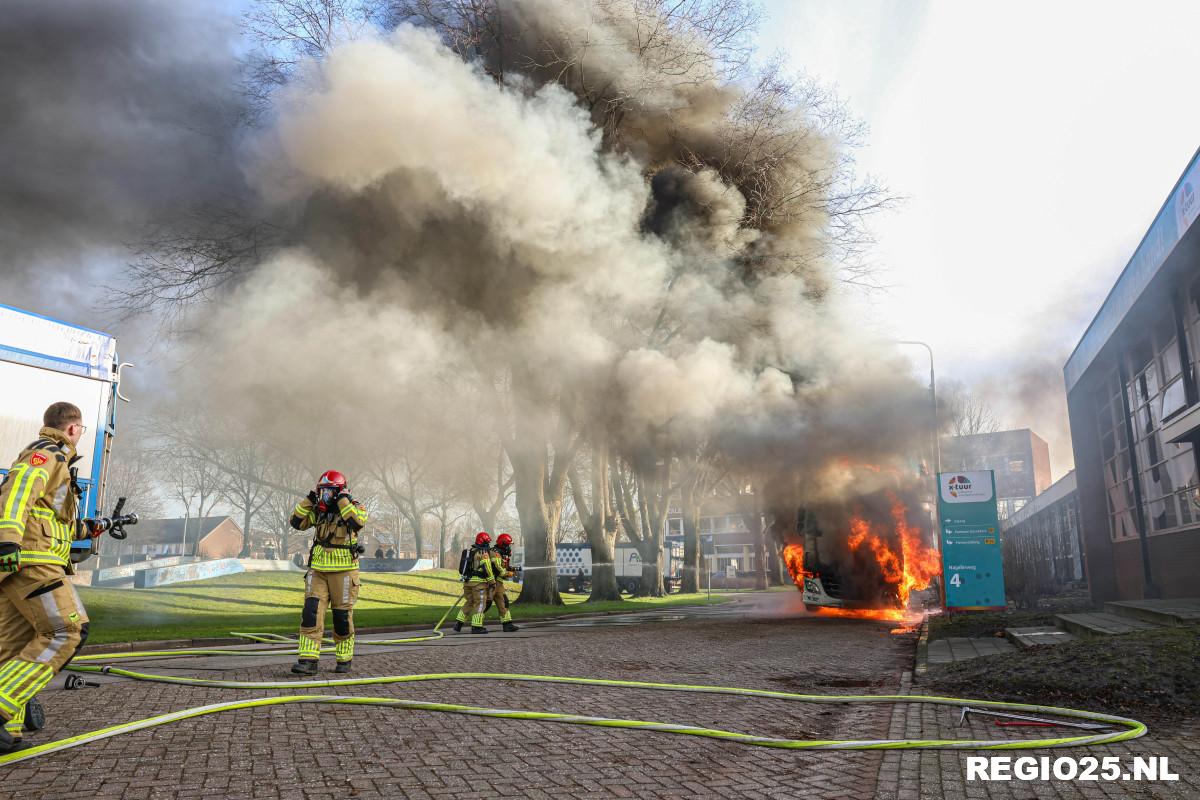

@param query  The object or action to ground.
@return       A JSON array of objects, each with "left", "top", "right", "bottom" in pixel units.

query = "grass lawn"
[{"left": 78, "top": 569, "right": 733, "bottom": 645}]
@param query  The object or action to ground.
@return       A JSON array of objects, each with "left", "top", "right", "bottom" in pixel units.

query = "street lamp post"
[
  {"left": 898, "top": 340, "right": 946, "bottom": 610},
  {"left": 897, "top": 340, "right": 941, "bottom": 476}
]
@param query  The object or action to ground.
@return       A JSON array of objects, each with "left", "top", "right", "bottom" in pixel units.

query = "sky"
[{"left": 759, "top": 0, "right": 1200, "bottom": 477}]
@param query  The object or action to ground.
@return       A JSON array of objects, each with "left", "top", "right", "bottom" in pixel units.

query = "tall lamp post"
[
  {"left": 897, "top": 340, "right": 940, "bottom": 477},
  {"left": 897, "top": 339, "right": 944, "bottom": 612}
]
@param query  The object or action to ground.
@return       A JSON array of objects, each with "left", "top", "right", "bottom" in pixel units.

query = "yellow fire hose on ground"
[{"left": 0, "top": 598, "right": 1148, "bottom": 767}]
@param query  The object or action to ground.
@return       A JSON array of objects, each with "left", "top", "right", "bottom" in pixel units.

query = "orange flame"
[
  {"left": 845, "top": 495, "right": 939, "bottom": 608},
  {"left": 812, "top": 606, "right": 914, "bottom": 622},
  {"left": 780, "top": 493, "right": 940, "bottom": 616},
  {"left": 782, "top": 542, "right": 806, "bottom": 589}
]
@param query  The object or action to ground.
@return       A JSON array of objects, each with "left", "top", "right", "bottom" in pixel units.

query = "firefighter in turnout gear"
[
  {"left": 489, "top": 533, "right": 519, "bottom": 632},
  {"left": 289, "top": 470, "right": 368, "bottom": 675},
  {"left": 453, "top": 532, "right": 495, "bottom": 634},
  {"left": 0, "top": 403, "right": 104, "bottom": 752}
]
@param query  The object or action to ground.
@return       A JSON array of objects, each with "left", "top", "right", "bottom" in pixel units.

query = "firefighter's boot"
[
  {"left": 23, "top": 698, "right": 45, "bottom": 731},
  {"left": 471, "top": 626, "right": 489, "bottom": 634},
  {"left": 502, "top": 621, "right": 519, "bottom": 632},
  {"left": 335, "top": 660, "right": 352, "bottom": 674},
  {"left": 291, "top": 659, "right": 319, "bottom": 675},
  {"left": 0, "top": 726, "right": 19, "bottom": 753},
  {"left": 453, "top": 621, "right": 463, "bottom": 632}
]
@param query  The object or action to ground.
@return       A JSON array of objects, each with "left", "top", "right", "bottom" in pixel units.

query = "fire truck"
[{"left": 0, "top": 303, "right": 131, "bottom": 563}]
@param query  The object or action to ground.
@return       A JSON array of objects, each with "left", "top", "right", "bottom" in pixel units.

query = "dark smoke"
[{"left": 0, "top": 0, "right": 244, "bottom": 313}]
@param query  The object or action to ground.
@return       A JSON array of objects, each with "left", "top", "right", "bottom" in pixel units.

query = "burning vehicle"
[{"left": 780, "top": 490, "right": 942, "bottom": 620}]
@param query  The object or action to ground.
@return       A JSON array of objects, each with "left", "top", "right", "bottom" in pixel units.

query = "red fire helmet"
[
  {"left": 496, "top": 533, "right": 513, "bottom": 547},
  {"left": 317, "top": 470, "right": 347, "bottom": 490},
  {"left": 474, "top": 531, "right": 492, "bottom": 546}
]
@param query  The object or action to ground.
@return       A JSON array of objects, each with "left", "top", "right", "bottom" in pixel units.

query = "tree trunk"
[
  {"left": 510, "top": 445, "right": 562, "bottom": 606},
  {"left": 240, "top": 503, "right": 252, "bottom": 558},
  {"left": 634, "top": 473, "right": 666, "bottom": 597},
  {"left": 573, "top": 443, "right": 621, "bottom": 602},
  {"left": 412, "top": 516, "right": 425, "bottom": 563},
  {"left": 681, "top": 484, "right": 701, "bottom": 593},
  {"left": 767, "top": 544, "right": 784, "bottom": 586},
  {"left": 636, "top": 538, "right": 665, "bottom": 596},
  {"left": 746, "top": 509, "right": 768, "bottom": 591},
  {"left": 590, "top": 533, "right": 621, "bottom": 601}
]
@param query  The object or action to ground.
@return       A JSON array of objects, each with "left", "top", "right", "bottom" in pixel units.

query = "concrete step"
[
  {"left": 1055, "top": 611, "right": 1160, "bottom": 639},
  {"left": 1105, "top": 598, "right": 1200, "bottom": 627},
  {"left": 926, "top": 637, "right": 1016, "bottom": 665},
  {"left": 1005, "top": 625, "right": 1078, "bottom": 649}
]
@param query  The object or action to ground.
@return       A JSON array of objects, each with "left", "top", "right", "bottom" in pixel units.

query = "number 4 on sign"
[{"left": 949, "top": 573, "right": 963, "bottom": 587}]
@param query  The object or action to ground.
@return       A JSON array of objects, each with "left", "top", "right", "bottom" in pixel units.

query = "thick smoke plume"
[
  {"left": 186, "top": 19, "right": 931, "bottom": 505},
  {"left": 5, "top": 1, "right": 936, "bottom": 579},
  {"left": 0, "top": 0, "right": 244, "bottom": 315}
]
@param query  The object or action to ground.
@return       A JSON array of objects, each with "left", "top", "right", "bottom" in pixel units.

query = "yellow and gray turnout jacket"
[
  {"left": 291, "top": 496, "right": 369, "bottom": 572},
  {"left": 0, "top": 426, "right": 90, "bottom": 569}
]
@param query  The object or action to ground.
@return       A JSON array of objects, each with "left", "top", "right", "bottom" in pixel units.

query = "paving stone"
[{"left": 12, "top": 597, "right": 1198, "bottom": 799}]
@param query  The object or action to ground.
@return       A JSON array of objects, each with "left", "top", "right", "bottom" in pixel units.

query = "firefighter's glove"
[
  {"left": 79, "top": 519, "right": 105, "bottom": 538},
  {"left": 337, "top": 491, "right": 353, "bottom": 504},
  {"left": 307, "top": 490, "right": 319, "bottom": 504},
  {"left": 0, "top": 543, "right": 20, "bottom": 573}
]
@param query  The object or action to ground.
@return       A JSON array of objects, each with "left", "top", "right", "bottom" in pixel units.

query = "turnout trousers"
[
  {"left": 0, "top": 565, "right": 89, "bottom": 739},
  {"left": 454, "top": 581, "right": 491, "bottom": 628},
  {"left": 297, "top": 568, "right": 359, "bottom": 663}
]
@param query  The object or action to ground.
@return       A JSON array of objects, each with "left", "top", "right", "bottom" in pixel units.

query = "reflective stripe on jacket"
[
  {"left": 0, "top": 427, "right": 83, "bottom": 568},
  {"left": 290, "top": 496, "right": 367, "bottom": 572}
]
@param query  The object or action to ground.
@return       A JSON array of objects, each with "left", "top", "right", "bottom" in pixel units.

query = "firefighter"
[
  {"left": 0, "top": 402, "right": 106, "bottom": 752},
  {"left": 289, "top": 470, "right": 368, "bottom": 675},
  {"left": 489, "top": 533, "right": 519, "bottom": 632},
  {"left": 453, "top": 532, "right": 495, "bottom": 634}
]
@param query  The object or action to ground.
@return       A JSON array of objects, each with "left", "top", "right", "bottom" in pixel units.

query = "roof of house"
[{"left": 132, "top": 516, "right": 242, "bottom": 544}]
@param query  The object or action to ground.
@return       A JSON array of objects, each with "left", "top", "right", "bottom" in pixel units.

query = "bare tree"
[
  {"left": 611, "top": 451, "right": 671, "bottom": 597},
  {"left": 102, "top": 442, "right": 165, "bottom": 519},
  {"left": 371, "top": 434, "right": 445, "bottom": 564},
  {"left": 942, "top": 381, "right": 1002, "bottom": 437},
  {"left": 499, "top": 367, "right": 581, "bottom": 606},
  {"left": 219, "top": 436, "right": 281, "bottom": 557},
  {"left": 674, "top": 445, "right": 723, "bottom": 593},
  {"left": 428, "top": 494, "right": 469, "bottom": 568},
  {"left": 455, "top": 387, "right": 516, "bottom": 533},
  {"left": 242, "top": 0, "right": 373, "bottom": 116},
  {"left": 569, "top": 439, "right": 621, "bottom": 601}
]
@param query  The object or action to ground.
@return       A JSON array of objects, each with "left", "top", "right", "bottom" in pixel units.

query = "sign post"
[{"left": 937, "top": 471, "right": 1006, "bottom": 611}]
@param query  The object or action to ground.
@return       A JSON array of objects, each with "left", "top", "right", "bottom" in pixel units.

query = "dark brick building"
[
  {"left": 941, "top": 429, "right": 1053, "bottom": 521},
  {"left": 1064, "top": 148, "right": 1200, "bottom": 602}
]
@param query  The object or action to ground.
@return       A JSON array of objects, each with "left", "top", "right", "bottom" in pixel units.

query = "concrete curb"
[{"left": 76, "top": 597, "right": 739, "bottom": 657}]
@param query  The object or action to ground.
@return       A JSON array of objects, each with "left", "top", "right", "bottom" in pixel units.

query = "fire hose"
[{"left": 0, "top": 604, "right": 1148, "bottom": 766}]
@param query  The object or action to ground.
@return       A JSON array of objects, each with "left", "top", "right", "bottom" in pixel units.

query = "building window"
[
  {"left": 1096, "top": 368, "right": 1138, "bottom": 541},
  {"left": 667, "top": 518, "right": 683, "bottom": 535},
  {"left": 1162, "top": 377, "right": 1187, "bottom": 421},
  {"left": 1120, "top": 319, "right": 1199, "bottom": 537}
]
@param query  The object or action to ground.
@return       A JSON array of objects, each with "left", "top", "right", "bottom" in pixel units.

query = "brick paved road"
[{"left": 7, "top": 595, "right": 1198, "bottom": 799}]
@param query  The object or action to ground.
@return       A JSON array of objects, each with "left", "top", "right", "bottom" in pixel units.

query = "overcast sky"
[{"left": 757, "top": 0, "right": 1200, "bottom": 477}]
